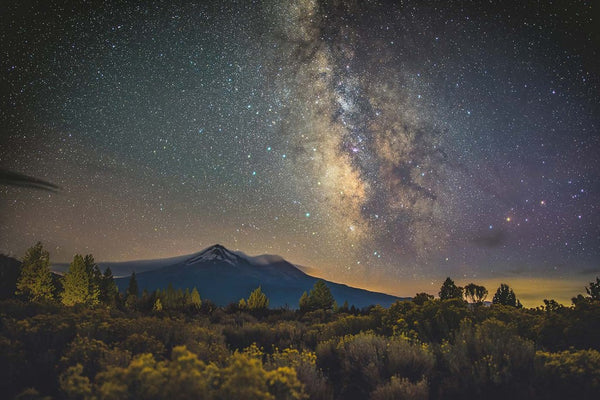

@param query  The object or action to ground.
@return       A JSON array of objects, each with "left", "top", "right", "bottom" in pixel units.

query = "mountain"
[
  {"left": 111, "top": 244, "right": 404, "bottom": 309},
  {"left": 0, "top": 254, "right": 21, "bottom": 300}
]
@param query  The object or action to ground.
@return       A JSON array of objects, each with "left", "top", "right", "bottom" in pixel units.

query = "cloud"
[
  {"left": 472, "top": 230, "right": 507, "bottom": 248},
  {"left": 0, "top": 168, "right": 60, "bottom": 192}
]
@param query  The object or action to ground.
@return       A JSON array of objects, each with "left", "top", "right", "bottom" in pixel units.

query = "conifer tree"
[
  {"left": 299, "top": 291, "right": 309, "bottom": 311},
  {"left": 153, "top": 297, "right": 163, "bottom": 312},
  {"left": 247, "top": 286, "right": 269, "bottom": 310},
  {"left": 125, "top": 272, "right": 139, "bottom": 309},
  {"left": 189, "top": 287, "right": 202, "bottom": 310},
  {"left": 492, "top": 283, "right": 522, "bottom": 307},
  {"left": 62, "top": 255, "right": 89, "bottom": 306},
  {"left": 84, "top": 254, "right": 100, "bottom": 306},
  {"left": 126, "top": 272, "right": 139, "bottom": 298},
  {"left": 299, "top": 280, "right": 335, "bottom": 311},
  {"left": 99, "top": 267, "right": 118, "bottom": 305},
  {"left": 15, "top": 242, "right": 55, "bottom": 302},
  {"left": 62, "top": 254, "right": 100, "bottom": 306},
  {"left": 311, "top": 280, "right": 334, "bottom": 310},
  {"left": 238, "top": 298, "right": 247, "bottom": 309},
  {"left": 164, "top": 282, "right": 175, "bottom": 309}
]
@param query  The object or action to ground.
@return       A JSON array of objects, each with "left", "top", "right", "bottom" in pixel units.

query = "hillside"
[{"left": 110, "top": 244, "right": 403, "bottom": 308}]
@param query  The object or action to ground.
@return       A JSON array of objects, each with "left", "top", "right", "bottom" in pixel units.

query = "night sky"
[{"left": 1, "top": 0, "right": 599, "bottom": 304}]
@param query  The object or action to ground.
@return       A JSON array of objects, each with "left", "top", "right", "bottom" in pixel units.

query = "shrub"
[
  {"left": 371, "top": 376, "right": 428, "bottom": 400},
  {"left": 441, "top": 319, "right": 534, "bottom": 399},
  {"left": 535, "top": 349, "right": 600, "bottom": 399}
]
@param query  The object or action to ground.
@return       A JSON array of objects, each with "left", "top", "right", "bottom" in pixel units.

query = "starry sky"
[{"left": 1, "top": 0, "right": 599, "bottom": 304}]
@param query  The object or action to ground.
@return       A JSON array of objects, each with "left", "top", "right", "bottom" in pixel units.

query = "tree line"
[
  {"left": 2, "top": 242, "right": 600, "bottom": 399},
  {"left": 12, "top": 242, "right": 340, "bottom": 313},
  {"left": 14, "top": 243, "right": 541, "bottom": 312}
]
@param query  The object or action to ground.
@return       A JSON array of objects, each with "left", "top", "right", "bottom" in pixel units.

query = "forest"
[{"left": 1, "top": 243, "right": 599, "bottom": 400}]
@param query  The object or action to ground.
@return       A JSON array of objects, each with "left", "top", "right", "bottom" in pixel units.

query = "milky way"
[{"left": 1, "top": 0, "right": 599, "bottom": 300}]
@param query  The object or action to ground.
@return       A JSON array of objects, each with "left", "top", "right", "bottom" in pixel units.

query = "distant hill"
[
  {"left": 103, "top": 244, "right": 404, "bottom": 309},
  {"left": 1, "top": 254, "right": 63, "bottom": 299},
  {"left": 0, "top": 254, "right": 21, "bottom": 299}
]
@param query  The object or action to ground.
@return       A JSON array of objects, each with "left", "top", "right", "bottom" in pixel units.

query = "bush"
[
  {"left": 316, "top": 333, "right": 434, "bottom": 400},
  {"left": 535, "top": 349, "right": 600, "bottom": 399},
  {"left": 441, "top": 319, "right": 534, "bottom": 399},
  {"left": 371, "top": 377, "right": 428, "bottom": 400}
]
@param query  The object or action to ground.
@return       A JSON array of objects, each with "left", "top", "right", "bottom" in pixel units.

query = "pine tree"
[
  {"left": 99, "top": 267, "right": 118, "bottom": 305},
  {"left": 189, "top": 287, "right": 202, "bottom": 311},
  {"left": 299, "top": 291, "right": 309, "bottom": 311},
  {"left": 126, "top": 272, "right": 139, "bottom": 298},
  {"left": 299, "top": 280, "right": 335, "bottom": 311},
  {"left": 164, "top": 282, "right": 175, "bottom": 309},
  {"left": 492, "top": 283, "right": 522, "bottom": 307},
  {"left": 61, "top": 254, "right": 99, "bottom": 306},
  {"left": 311, "top": 280, "right": 334, "bottom": 310},
  {"left": 153, "top": 297, "right": 163, "bottom": 312},
  {"left": 238, "top": 298, "right": 247, "bottom": 309},
  {"left": 247, "top": 286, "right": 269, "bottom": 311},
  {"left": 125, "top": 272, "right": 139, "bottom": 309},
  {"left": 16, "top": 242, "right": 55, "bottom": 302},
  {"left": 83, "top": 254, "right": 100, "bottom": 306}
]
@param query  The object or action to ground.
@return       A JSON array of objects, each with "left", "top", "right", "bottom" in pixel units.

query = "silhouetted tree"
[
  {"left": 126, "top": 272, "right": 139, "bottom": 298},
  {"left": 543, "top": 299, "right": 564, "bottom": 313},
  {"left": 464, "top": 283, "right": 488, "bottom": 304},
  {"left": 492, "top": 283, "right": 522, "bottom": 307},
  {"left": 439, "top": 277, "right": 463, "bottom": 300},
  {"left": 413, "top": 292, "right": 435, "bottom": 305},
  {"left": 99, "top": 267, "right": 118, "bottom": 305},
  {"left": 15, "top": 242, "right": 55, "bottom": 302},
  {"left": 0, "top": 254, "right": 21, "bottom": 300},
  {"left": 337, "top": 300, "right": 350, "bottom": 313},
  {"left": 125, "top": 272, "right": 139, "bottom": 309},
  {"left": 586, "top": 277, "right": 600, "bottom": 301}
]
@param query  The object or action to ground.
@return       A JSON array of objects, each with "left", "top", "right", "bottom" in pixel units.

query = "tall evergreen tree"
[
  {"left": 299, "top": 280, "right": 335, "bottom": 311},
  {"left": 164, "top": 283, "right": 176, "bottom": 309},
  {"left": 126, "top": 272, "right": 139, "bottom": 298},
  {"left": 189, "top": 287, "right": 202, "bottom": 310},
  {"left": 15, "top": 242, "right": 55, "bottom": 302},
  {"left": 62, "top": 254, "right": 99, "bottom": 306},
  {"left": 299, "top": 291, "right": 309, "bottom": 311},
  {"left": 492, "top": 283, "right": 522, "bottom": 307},
  {"left": 153, "top": 297, "right": 163, "bottom": 312},
  {"left": 247, "top": 286, "right": 269, "bottom": 311},
  {"left": 125, "top": 272, "right": 139, "bottom": 309},
  {"left": 99, "top": 267, "right": 118, "bottom": 305},
  {"left": 84, "top": 254, "right": 100, "bottom": 306}
]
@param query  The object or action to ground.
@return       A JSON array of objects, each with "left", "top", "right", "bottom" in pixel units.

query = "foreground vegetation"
[{"left": 1, "top": 244, "right": 599, "bottom": 399}]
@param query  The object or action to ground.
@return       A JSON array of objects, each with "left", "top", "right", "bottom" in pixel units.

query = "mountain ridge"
[{"left": 106, "top": 244, "right": 404, "bottom": 308}]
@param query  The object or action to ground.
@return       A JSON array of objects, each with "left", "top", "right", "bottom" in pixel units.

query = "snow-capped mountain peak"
[{"left": 185, "top": 244, "right": 245, "bottom": 266}]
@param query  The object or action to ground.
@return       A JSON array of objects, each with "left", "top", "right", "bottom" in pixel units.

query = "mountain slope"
[{"left": 113, "top": 244, "right": 403, "bottom": 308}]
